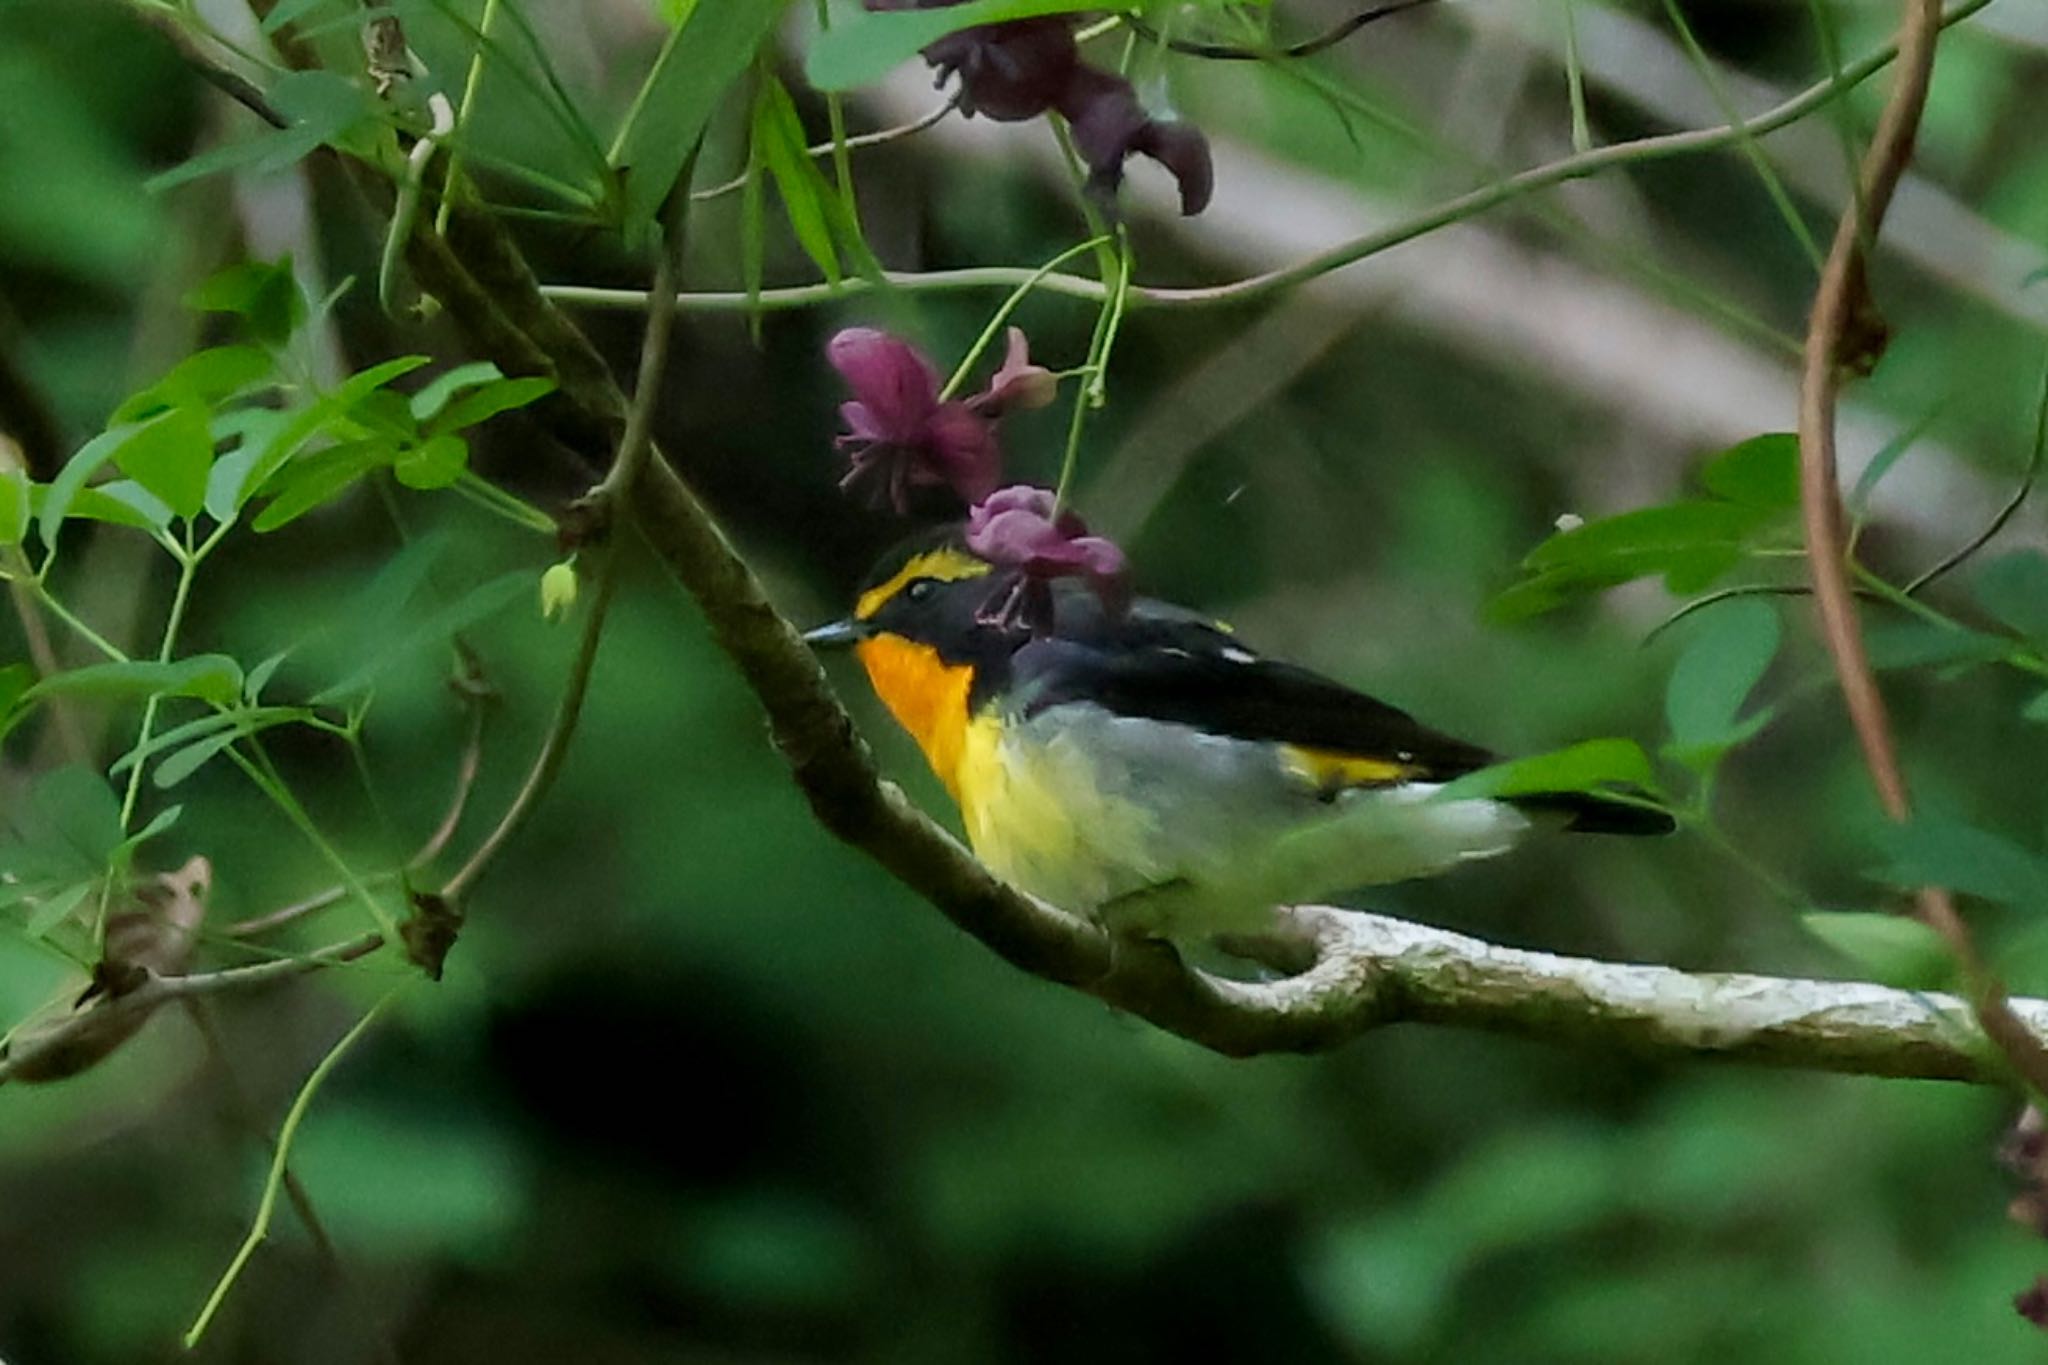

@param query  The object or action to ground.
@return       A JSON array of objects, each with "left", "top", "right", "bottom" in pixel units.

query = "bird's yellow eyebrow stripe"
[{"left": 855, "top": 547, "right": 991, "bottom": 620}]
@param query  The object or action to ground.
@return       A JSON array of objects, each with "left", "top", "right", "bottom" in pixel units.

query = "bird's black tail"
[{"left": 1512, "top": 791, "right": 1676, "bottom": 836}]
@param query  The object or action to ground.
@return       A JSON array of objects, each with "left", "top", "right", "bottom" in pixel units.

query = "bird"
[{"left": 804, "top": 529, "right": 1671, "bottom": 938}]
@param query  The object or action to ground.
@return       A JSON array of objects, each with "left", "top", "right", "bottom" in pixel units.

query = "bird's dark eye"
[{"left": 905, "top": 578, "right": 938, "bottom": 604}]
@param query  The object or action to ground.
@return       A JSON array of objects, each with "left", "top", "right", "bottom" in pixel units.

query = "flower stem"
[{"left": 938, "top": 235, "right": 1110, "bottom": 401}]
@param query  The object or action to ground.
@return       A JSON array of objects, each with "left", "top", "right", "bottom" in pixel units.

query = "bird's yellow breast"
[{"left": 853, "top": 634, "right": 977, "bottom": 799}]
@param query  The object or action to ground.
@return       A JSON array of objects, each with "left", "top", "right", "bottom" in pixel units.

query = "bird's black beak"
[{"left": 802, "top": 618, "right": 869, "bottom": 649}]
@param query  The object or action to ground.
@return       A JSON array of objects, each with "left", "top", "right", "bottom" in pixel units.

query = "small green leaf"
[
  {"left": 29, "top": 765, "right": 125, "bottom": 866},
  {"left": 252, "top": 440, "right": 385, "bottom": 531},
  {"left": 95, "top": 480, "right": 177, "bottom": 532},
  {"left": 1434, "top": 738, "right": 1658, "bottom": 804},
  {"left": 24, "top": 882, "right": 94, "bottom": 940},
  {"left": 1699, "top": 433, "right": 1799, "bottom": 509},
  {"left": 155, "top": 731, "right": 247, "bottom": 788},
  {"left": 393, "top": 434, "right": 468, "bottom": 490},
  {"left": 245, "top": 652, "right": 289, "bottom": 703},
  {"left": 408, "top": 362, "right": 506, "bottom": 423},
  {"left": 114, "top": 345, "right": 274, "bottom": 423},
  {"left": 1801, "top": 910, "right": 1952, "bottom": 989},
  {"left": 1663, "top": 597, "right": 1781, "bottom": 763},
  {"left": 113, "top": 406, "right": 214, "bottom": 520},
  {"left": 20, "top": 655, "right": 245, "bottom": 710},
  {"left": 39, "top": 424, "right": 140, "bottom": 552},
  {"left": 1524, "top": 501, "right": 1770, "bottom": 572},
  {"left": 313, "top": 572, "right": 529, "bottom": 703},
  {"left": 0, "top": 662, "right": 31, "bottom": 718},
  {"left": 753, "top": 74, "right": 843, "bottom": 287},
  {"left": 117, "top": 804, "right": 185, "bottom": 858},
  {"left": 1864, "top": 618, "right": 2013, "bottom": 671},
  {"left": 1973, "top": 551, "right": 2048, "bottom": 643},
  {"left": 1869, "top": 819, "right": 2048, "bottom": 912},
  {"left": 0, "top": 467, "right": 27, "bottom": 545},
  {"left": 429, "top": 377, "right": 555, "bottom": 433},
  {"left": 148, "top": 73, "right": 376, "bottom": 198}
]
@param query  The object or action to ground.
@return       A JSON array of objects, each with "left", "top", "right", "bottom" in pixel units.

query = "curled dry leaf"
[{"left": 2, "top": 855, "right": 210, "bottom": 1084}]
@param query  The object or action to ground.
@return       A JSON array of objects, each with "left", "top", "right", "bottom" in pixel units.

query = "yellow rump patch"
[
  {"left": 1281, "top": 744, "right": 1420, "bottom": 793},
  {"left": 854, "top": 633, "right": 977, "bottom": 797},
  {"left": 855, "top": 547, "right": 991, "bottom": 621}
]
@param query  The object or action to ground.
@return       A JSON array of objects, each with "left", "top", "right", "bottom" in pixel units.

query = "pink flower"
[
  {"left": 828, "top": 328, "right": 1054, "bottom": 512},
  {"left": 965, "top": 484, "right": 1129, "bottom": 629}
]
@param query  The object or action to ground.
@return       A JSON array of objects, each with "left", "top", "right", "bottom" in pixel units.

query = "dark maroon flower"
[
  {"left": 828, "top": 328, "right": 1054, "bottom": 512},
  {"left": 864, "top": 0, "right": 1212, "bottom": 216},
  {"left": 2020, "top": 1277, "right": 2048, "bottom": 1330},
  {"left": 1059, "top": 68, "right": 1214, "bottom": 217},
  {"left": 965, "top": 484, "right": 1128, "bottom": 629}
]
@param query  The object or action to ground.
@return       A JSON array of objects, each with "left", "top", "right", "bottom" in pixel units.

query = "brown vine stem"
[{"left": 1796, "top": 0, "right": 2048, "bottom": 1095}]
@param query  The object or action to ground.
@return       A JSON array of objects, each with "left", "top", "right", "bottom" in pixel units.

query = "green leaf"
[
  {"left": 95, "top": 480, "right": 176, "bottom": 532},
  {"left": 408, "top": 362, "right": 506, "bottom": 423},
  {"left": 312, "top": 572, "right": 529, "bottom": 703},
  {"left": 1492, "top": 500, "right": 1774, "bottom": 620},
  {"left": 116, "top": 804, "right": 185, "bottom": 860},
  {"left": 1973, "top": 551, "right": 2048, "bottom": 642},
  {"left": 28, "top": 765, "right": 124, "bottom": 866},
  {"left": 753, "top": 74, "right": 842, "bottom": 287},
  {"left": 1434, "top": 739, "right": 1658, "bottom": 804},
  {"left": 1801, "top": 911, "right": 1952, "bottom": 989},
  {"left": 185, "top": 260, "right": 308, "bottom": 351},
  {"left": 20, "top": 655, "right": 245, "bottom": 710},
  {"left": 155, "top": 731, "right": 248, "bottom": 788},
  {"left": 393, "top": 434, "right": 468, "bottom": 491},
  {"left": 252, "top": 440, "right": 385, "bottom": 532},
  {"left": 113, "top": 405, "right": 214, "bottom": 520},
  {"left": 0, "top": 467, "right": 27, "bottom": 545},
  {"left": 1864, "top": 618, "right": 2014, "bottom": 671},
  {"left": 1663, "top": 597, "right": 1781, "bottom": 762},
  {"left": 147, "top": 73, "right": 376, "bottom": 196},
  {"left": 245, "top": 652, "right": 289, "bottom": 703},
  {"left": 63, "top": 485, "right": 175, "bottom": 534},
  {"left": 39, "top": 423, "right": 140, "bottom": 552},
  {"left": 429, "top": 377, "right": 555, "bottom": 433},
  {"left": 1869, "top": 818, "right": 2048, "bottom": 912},
  {"left": 612, "top": 0, "right": 792, "bottom": 241},
  {"left": 0, "top": 662, "right": 31, "bottom": 719},
  {"left": 24, "top": 881, "right": 94, "bottom": 940},
  {"left": 806, "top": 0, "right": 1110, "bottom": 90},
  {"left": 1699, "top": 433, "right": 1799, "bottom": 509},
  {"left": 114, "top": 345, "right": 274, "bottom": 423}
]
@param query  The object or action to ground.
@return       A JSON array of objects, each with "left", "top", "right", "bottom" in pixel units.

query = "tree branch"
[{"left": 1795, "top": 0, "right": 2048, "bottom": 1095}]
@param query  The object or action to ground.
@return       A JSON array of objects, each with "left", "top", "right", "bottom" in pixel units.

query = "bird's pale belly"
[{"left": 951, "top": 703, "right": 1530, "bottom": 936}]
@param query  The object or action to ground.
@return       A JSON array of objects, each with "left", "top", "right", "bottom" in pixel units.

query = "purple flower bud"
[
  {"left": 828, "top": 327, "right": 1003, "bottom": 511},
  {"left": 969, "top": 328, "right": 1057, "bottom": 418},
  {"left": 965, "top": 484, "right": 1129, "bottom": 629},
  {"left": 924, "top": 18, "right": 1078, "bottom": 122}
]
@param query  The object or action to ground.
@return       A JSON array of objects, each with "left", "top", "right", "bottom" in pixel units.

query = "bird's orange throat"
[{"left": 854, "top": 634, "right": 976, "bottom": 798}]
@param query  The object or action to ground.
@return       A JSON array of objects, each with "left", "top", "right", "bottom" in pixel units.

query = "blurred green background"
[{"left": 5, "top": 0, "right": 2048, "bottom": 1360}]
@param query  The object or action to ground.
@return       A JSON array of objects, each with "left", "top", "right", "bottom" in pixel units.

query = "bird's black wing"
[
  {"left": 1009, "top": 598, "right": 1497, "bottom": 779},
  {"left": 1011, "top": 593, "right": 1671, "bottom": 834}
]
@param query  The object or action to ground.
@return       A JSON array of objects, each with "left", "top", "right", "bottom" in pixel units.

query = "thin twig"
[
  {"left": 693, "top": 103, "right": 955, "bottom": 204},
  {"left": 1123, "top": 0, "right": 1436, "bottom": 61},
  {"left": 542, "top": 0, "right": 1994, "bottom": 320},
  {"left": 439, "top": 172, "right": 694, "bottom": 904},
  {"left": 1795, "top": 0, "right": 2048, "bottom": 1095},
  {"left": 1903, "top": 348, "right": 2048, "bottom": 595},
  {"left": 0, "top": 934, "right": 383, "bottom": 1088}
]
